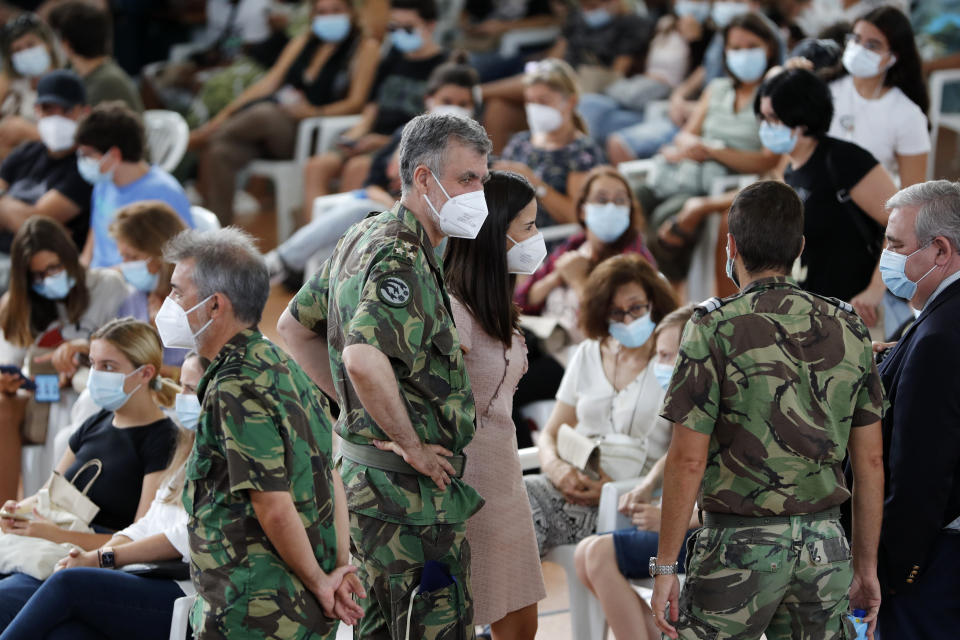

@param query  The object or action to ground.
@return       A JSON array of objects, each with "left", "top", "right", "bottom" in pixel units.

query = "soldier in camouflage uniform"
[
  {"left": 279, "top": 113, "right": 493, "bottom": 640},
  {"left": 162, "top": 228, "right": 363, "bottom": 639},
  {"left": 650, "top": 181, "right": 887, "bottom": 640}
]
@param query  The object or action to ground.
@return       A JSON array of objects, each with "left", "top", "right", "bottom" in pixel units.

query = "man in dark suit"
[{"left": 876, "top": 180, "right": 960, "bottom": 639}]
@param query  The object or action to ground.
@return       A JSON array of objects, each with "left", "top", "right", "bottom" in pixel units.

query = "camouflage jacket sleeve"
[
  {"left": 209, "top": 374, "right": 290, "bottom": 494},
  {"left": 661, "top": 314, "right": 722, "bottom": 435},
  {"left": 852, "top": 339, "right": 886, "bottom": 427},
  {"left": 343, "top": 254, "right": 431, "bottom": 377},
  {"left": 289, "top": 257, "right": 332, "bottom": 336}
]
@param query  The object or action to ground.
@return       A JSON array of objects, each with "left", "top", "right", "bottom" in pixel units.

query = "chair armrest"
[
  {"left": 293, "top": 114, "right": 365, "bottom": 162},
  {"left": 540, "top": 223, "right": 581, "bottom": 243},
  {"left": 499, "top": 26, "right": 562, "bottom": 57},
  {"left": 708, "top": 173, "right": 757, "bottom": 197},
  {"left": 518, "top": 446, "right": 541, "bottom": 472},
  {"left": 597, "top": 479, "right": 640, "bottom": 533}
]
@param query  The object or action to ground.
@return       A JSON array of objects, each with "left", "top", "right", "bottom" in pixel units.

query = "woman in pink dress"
[{"left": 444, "top": 171, "right": 548, "bottom": 640}]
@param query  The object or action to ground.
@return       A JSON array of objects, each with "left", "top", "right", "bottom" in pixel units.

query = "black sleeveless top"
[{"left": 282, "top": 27, "right": 361, "bottom": 107}]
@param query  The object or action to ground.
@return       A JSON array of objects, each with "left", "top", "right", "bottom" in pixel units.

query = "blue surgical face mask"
[
  {"left": 120, "top": 259, "right": 160, "bottom": 293},
  {"left": 32, "top": 270, "right": 75, "bottom": 300},
  {"left": 77, "top": 154, "right": 114, "bottom": 185},
  {"left": 609, "top": 313, "right": 656, "bottom": 348},
  {"left": 725, "top": 47, "right": 768, "bottom": 83},
  {"left": 87, "top": 366, "right": 144, "bottom": 412},
  {"left": 582, "top": 7, "right": 612, "bottom": 28},
  {"left": 879, "top": 246, "right": 937, "bottom": 300},
  {"left": 391, "top": 28, "right": 424, "bottom": 53},
  {"left": 312, "top": 14, "right": 351, "bottom": 42},
  {"left": 675, "top": 0, "right": 710, "bottom": 23},
  {"left": 759, "top": 121, "right": 798, "bottom": 155},
  {"left": 584, "top": 202, "right": 631, "bottom": 243},
  {"left": 175, "top": 393, "right": 201, "bottom": 431},
  {"left": 653, "top": 361, "right": 675, "bottom": 390},
  {"left": 711, "top": 1, "right": 749, "bottom": 27}
]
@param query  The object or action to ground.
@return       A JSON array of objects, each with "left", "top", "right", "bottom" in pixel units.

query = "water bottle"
[{"left": 847, "top": 608, "right": 868, "bottom": 640}]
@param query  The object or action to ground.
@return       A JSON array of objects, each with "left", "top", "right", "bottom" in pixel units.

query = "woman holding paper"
[
  {"left": 523, "top": 254, "right": 678, "bottom": 555},
  {"left": 444, "top": 171, "right": 548, "bottom": 640}
]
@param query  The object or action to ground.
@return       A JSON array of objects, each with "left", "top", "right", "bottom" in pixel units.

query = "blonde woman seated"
[
  {"left": 524, "top": 254, "right": 678, "bottom": 554},
  {"left": 573, "top": 304, "right": 698, "bottom": 640}
]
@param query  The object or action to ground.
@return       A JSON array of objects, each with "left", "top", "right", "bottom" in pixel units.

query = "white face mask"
[
  {"left": 12, "top": 44, "right": 51, "bottom": 77},
  {"left": 506, "top": 232, "right": 547, "bottom": 274},
  {"left": 423, "top": 171, "right": 489, "bottom": 239},
  {"left": 525, "top": 103, "right": 564, "bottom": 134},
  {"left": 38, "top": 115, "right": 77, "bottom": 152},
  {"left": 842, "top": 41, "right": 895, "bottom": 78},
  {"left": 155, "top": 295, "right": 214, "bottom": 350}
]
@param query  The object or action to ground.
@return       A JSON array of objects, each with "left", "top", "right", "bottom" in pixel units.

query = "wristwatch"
[
  {"left": 649, "top": 557, "right": 678, "bottom": 576},
  {"left": 98, "top": 547, "right": 116, "bottom": 569}
]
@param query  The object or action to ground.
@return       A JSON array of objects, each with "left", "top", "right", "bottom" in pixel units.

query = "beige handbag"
[
  {"left": 21, "top": 345, "right": 57, "bottom": 444},
  {"left": 40, "top": 459, "right": 103, "bottom": 527}
]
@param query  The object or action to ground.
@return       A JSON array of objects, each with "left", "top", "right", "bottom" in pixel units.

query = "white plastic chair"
[
  {"left": 499, "top": 26, "right": 562, "bottom": 57},
  {"left": 190, "top": 205, "right": 222, "bottom": 231},
  {"left": 143, "top": 110, "right": 190, "bottom": 174},
  {"left": 927, "top": 69, "right": 960, "bottom": 180},
  {"left": 168, "top": 585, "right": 196, "bottom": 640},
  {"left": 247, "top": 114, "right": 362, "bottom": 242},
  {"left": 539, "top": 223, "right": 581, "bottom": 243}
]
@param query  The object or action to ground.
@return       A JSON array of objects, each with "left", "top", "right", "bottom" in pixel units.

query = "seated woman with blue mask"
[
  {"left": 524, "top": 254, "right": 678, "bottom": 556},
  {"left": 0, "top": 217, "right": 128, "bottom": 504},
  {"left": 0, "top": 351, "right": 207, "bottom": 640},
  {"left": 572, "top": 304, "right": 698, "bottom": 640},
  {"left": 0, "top": 318, "right": 179, "bottom": 631}
]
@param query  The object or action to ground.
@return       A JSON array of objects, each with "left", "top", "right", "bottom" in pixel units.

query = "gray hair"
[
  {"left": 886, "top": 180, "right": 960, "bottom": 251},
  {"left": 163, "top": 227, "right": 269, "bottom": 325},
  {"left": 399, "top": 113, "right": 492, "bottom": 193}
]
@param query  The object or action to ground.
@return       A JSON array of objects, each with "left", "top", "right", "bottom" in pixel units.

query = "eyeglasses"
[
  {"left": 846, "top": 32, "right": 887, "bottom": 55},
  {"left": 387, "top": 23, "right": 417, "bottom": 33},
  {"left": 29, "top": 263, "right": 64, "bottom": 283},
  {"left": 608, "top": 302, "right": 651, "bottom": 323},
  {"left": 587, "top": 196, "right": 631, "bottom": 207}
]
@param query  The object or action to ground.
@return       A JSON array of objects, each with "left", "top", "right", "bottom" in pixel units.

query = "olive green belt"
[
  {"left": 339, "top": 439, "right": 466, "bottom": 478},
  {"left": 702, "top": 507, "right": 841, "bottom": 528}
]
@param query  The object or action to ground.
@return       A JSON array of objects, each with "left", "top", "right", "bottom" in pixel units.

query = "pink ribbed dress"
[{"left": 453, "top": 298, "right": 547, "bottom": 626}]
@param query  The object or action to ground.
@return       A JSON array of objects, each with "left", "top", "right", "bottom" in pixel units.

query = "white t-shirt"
[
  {"left": 556, "top": 339, "right": 672, "bottom": 479},
  {"left": 119, "top": 473, "right": 189, "bottom": 563},
  {"left": 828, "top": 75, "right": 930, "bottom": 181}
]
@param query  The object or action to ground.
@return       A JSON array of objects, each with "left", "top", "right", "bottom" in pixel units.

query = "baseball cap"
[{"left": 36, "top": 69, "right": 87, "bottom": 108}]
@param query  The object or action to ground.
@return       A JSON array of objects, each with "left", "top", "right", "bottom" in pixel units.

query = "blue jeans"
[
  {"left": 277, "top": 194, "right": 380, "bottom": 271},
  {"left": 578, "top": 93, "right": 645, "bottom": 146},
  {"left": 0, "top": 568, "right": 185, "bottom": 640},
  {"left": 0, "top": 573, "right": 42, "bottom": 633}
]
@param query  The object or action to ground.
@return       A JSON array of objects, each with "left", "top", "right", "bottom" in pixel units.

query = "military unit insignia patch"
[{"left": 378, "top": 275, "right": 411, "bottom": 307}]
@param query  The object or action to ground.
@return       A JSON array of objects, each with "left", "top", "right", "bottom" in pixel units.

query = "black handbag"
[{"left": 120, "top": 561, "right": 190, "bottom": 581}]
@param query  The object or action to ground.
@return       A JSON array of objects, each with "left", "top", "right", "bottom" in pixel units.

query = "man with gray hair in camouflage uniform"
[
  {"left": 650, "top": 180, "right": 886, "bottom": 640},
  {"left": 162, "top": 227, "right": 363, "bottom": 639},
  {"left": 279, "top": 112, "right": 492, "bottom": 639}
]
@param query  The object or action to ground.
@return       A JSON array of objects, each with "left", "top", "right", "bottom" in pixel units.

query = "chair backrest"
[
  {"left": 190, "top": 205, "right": 221, "bottom": 231},
  {"left": 143, "top": 110, "right": 189, "bottom": 174}
]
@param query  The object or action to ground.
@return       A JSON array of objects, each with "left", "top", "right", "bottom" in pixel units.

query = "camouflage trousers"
[
  {"left": 672, "top": 514, "right": 855, "bottom": 640},
  {"left": 349, "top": 512, "right": 475, "bottom": 640}
]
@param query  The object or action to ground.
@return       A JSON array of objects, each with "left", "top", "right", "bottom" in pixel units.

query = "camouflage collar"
[
  {"left": 742, "top": 275, "right": 799, "bottom": 294},
  {"left": 392, "top": 202, "right": 440, "bottom": 272},
  {"left": 198, "top": 327, "right": 261, "bottom": 400}
]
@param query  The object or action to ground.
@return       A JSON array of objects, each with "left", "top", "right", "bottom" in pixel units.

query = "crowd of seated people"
[{"left": 0, "top": 0, "right": 956, "bottom": 639}]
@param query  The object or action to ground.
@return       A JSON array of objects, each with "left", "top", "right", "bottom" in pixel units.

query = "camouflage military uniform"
[
  {"left": 184, "top": 329, "right": 340, "bottom": 639},
  {"left": 661, "top": 276, "right": 885, "bottom": 640},
  {"left": 289, "top": 203, "right": 483, "bottom": 640}
]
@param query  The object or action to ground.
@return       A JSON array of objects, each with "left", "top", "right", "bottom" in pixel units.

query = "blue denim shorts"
[{"left": 612, "top": 527, "right": 692, "bottom": 579}]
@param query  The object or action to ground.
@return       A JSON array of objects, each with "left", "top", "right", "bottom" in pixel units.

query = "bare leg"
[
  {"left": 607, "top": 135, "right": 636, "bottom": 165},
  {"left": 584, "top": 535, "right": 658, "bottom": 640},
  {"left": 0, "top": 395, "right": 27, "bottom": 502},
  {"left": 490, "top": 603, "right": 538, "bottom": 640},
  {"left": 574, "top": 534, "right": 598, "bottom": 595},
  {"left": 303, "top": 152, "right": 345, "bottom": 205},
  {"left": 483, "top": 97, "right": 527, "bottom": 155},
  {"left": 341, "top": 154, "right": 374, "bottom": 192}
]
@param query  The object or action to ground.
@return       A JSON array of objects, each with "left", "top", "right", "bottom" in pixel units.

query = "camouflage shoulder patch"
[
  {"left": 695, "top": 297, "right": 724, "bottom": 316},
  {"left": 377, "top": 274, "right": 412, "bottom": 307},
  {"left": 808, "top": 291, "right": 855, "bottom": 314}
]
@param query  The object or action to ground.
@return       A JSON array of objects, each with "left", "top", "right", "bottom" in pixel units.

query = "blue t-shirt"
[{"left": 90, "top": 166, "right": 193, "bottom": 268}]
